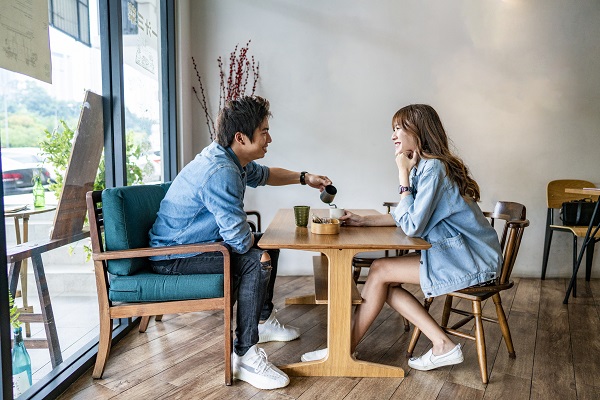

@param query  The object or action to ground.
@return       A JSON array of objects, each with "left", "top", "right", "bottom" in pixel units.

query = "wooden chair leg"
[
  {"left": 472, "top": 300, "right": 488, "bottom": 384},
  {"left": 225, "top": 306, "right": 233, "bottom": 385},
  {"left": 155, "top": 315, "right": 163, "bottom": 322},
  {"left": 493, "top": 293, "right": 515, "bottom": 358},
  {"left": 423, "top": 297, "right": 434, "bottom": 313},
  {"left": 139, "top": 316, "right": 151, "bottom": 333},
  {"left": 402, "top": 317, "right": 410, "bottom": 332},
  {"left": 352, "top": 265, "right": 362, "bottom": 283},
  {"left": 406, "top": 325, "right": 422, "bottom": 358},
  {"left": 441, "top": 296, "right": 453, "bottom": 328},
  {"left": 93, "top": 314, "right": 113, "bottom": 379}
]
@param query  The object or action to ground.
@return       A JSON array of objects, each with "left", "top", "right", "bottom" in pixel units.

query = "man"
[{"left": 149, "top": 96, "right": 332, "bottom": 390}]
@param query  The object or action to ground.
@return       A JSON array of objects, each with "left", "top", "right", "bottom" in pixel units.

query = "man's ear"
[{"left": 234, "top": 132, "right": 246, "bottom": 145}]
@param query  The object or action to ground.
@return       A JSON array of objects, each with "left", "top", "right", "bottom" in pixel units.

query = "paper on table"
[{"left": 4, "top": 205, "right": 28, "bottom": 213}]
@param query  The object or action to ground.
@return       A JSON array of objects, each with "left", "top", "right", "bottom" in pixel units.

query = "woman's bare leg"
[
  {"left": 351, "top": 253, "right": 455, "bottom": 355},
  {"left": 351, "top": 254, "right": 420, "bottom": 351},
  {"left": 385, "top": 286, "right": 455, "bottom": 356}
]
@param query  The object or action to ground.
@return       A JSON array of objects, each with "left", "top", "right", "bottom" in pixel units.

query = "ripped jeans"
[{"left": 150, "top": 233, "right": 280, "bottom": 356}]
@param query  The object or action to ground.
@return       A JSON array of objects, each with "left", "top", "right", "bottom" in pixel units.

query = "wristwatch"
[
  {"left": 300, "top": 171, "right": 307, "bottom": 185},
  {"left": 398, "top": 185, "right": 412, "bottom": 194}
]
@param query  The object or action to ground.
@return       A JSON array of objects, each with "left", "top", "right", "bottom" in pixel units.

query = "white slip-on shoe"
[
  {"left": 300, "top": 348, "right": 358, "bottom": 362},
  {"left": 258, "top": 311, "right": 301, "bottom": 343},
  {"left": 301, "top": 348, "right": 328, "bottom": 362},
  {"left": 232, "top": 345, "right": 290, "bottom": 390},
  {"left": 408, "top": 344, "right": 464, "bottom": 371}
]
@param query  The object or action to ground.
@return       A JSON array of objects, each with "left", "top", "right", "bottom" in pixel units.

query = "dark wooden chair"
[
  {"left": 406, "top": 201, "right": 529, "bottom": 384},
  {"left": 541, "top": 180, "right": 599, "bottom": 296},
  {"left": 86, "top": 185, "right": 233, "bottom": 384}
]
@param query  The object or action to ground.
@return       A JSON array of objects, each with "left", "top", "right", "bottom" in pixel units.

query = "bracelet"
[
  {"left": 398, "top": 185, "right": 412, "bottom": 194},
  {"left": 300, "top": 171, "right": 307, "bottom": 185}
]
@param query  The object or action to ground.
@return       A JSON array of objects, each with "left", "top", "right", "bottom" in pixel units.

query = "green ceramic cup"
[{"left": 293, "top": 205, "right": 310, "bottom": 227}]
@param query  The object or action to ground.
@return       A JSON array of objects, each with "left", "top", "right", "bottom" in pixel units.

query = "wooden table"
[
  {"left": 258, "top": 208, "right": 430, "bottom": 378},
  {"left": 5, "top": 204, "right": 57, "bottom": 336},
  {"left": 563, "top": 188, "right": 600, "bottom": 303}
]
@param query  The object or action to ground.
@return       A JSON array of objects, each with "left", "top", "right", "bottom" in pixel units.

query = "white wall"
[{"left": 177, "top": 0, "right": 600, "bottom": 277}]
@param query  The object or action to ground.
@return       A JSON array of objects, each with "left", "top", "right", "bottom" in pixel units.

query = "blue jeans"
[{"left": 150, "top": 234, "right": 280, "bottom": 356}]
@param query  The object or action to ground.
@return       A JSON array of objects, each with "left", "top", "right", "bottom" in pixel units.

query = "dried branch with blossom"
[{"left": 192, "top": 40, "right": 260, "bottom": 140}]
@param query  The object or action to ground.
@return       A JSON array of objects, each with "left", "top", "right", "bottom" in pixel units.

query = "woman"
[{"left": 302, "top": 104, "right": 502, "bottom": 371}]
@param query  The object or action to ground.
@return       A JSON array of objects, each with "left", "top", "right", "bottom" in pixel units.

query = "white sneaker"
[
  {"left": 232, "top": 345, "right": 290, "bottom": 390},
  {"left": 301, "top": 348, "right": 328, "bottom": 362},
  {"left": 408, "top": 344, "right": 464, "bottom": 371},
  {"left": 258, "top": 311, "right": 301, "bottom": 343},
  {"left": 300, "top": 348, "right": 357, "bottom": 362}
]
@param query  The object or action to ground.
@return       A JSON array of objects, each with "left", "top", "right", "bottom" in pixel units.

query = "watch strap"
[
  {"left": 398, "top": 185, "right": 412, "bottom": 194},
  {"left": 300, "top": 171, "right": 307, "bottom": 185}
]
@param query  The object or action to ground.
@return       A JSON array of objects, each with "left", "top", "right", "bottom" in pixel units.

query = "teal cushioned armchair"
[{"left": 86, "top": 184, "right": 233, "bottom": 384}]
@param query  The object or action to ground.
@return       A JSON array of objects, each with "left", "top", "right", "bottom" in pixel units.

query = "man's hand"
[{"left": 306, "top": 173, "right": 332, "bottom": 191}]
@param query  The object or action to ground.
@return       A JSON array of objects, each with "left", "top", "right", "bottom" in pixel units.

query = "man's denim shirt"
[
  {"left": 149, "top": 142, "right": 269, "bottom": 260},
  {"left": 392, "top": 158, "right": 502, "bottom": 298}
]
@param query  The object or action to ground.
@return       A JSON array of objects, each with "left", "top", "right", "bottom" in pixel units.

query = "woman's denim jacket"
[
  {"left": 392, "top": 158, "right": 502, "bottom": 298},
  {"left": 149, "top": 142, "right": 269, "bottom": 260}
]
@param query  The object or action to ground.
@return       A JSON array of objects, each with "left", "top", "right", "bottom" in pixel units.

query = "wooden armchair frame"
[{"left": 86, "top": 191, "right": 233, "bottom": 384}]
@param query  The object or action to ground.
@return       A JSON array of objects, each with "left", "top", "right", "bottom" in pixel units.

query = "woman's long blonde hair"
[{"left": 392, "top": 104, "right": 480, "bottom": 201}]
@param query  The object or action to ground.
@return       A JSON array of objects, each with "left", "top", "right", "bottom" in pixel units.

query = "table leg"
[
  {"left": 564, "top": 201, "right": 600, "bottom": 304},
  {"left": 278, "top": 248, "right": 404, "bottom": 377},
  {"left": 13, "top": 215, "right": 32, "bottom": 337}
]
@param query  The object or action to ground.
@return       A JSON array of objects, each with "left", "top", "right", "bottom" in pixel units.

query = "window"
[
  {"left": 0, "top": 1, "right": 176, "bottom": 397},
  {"left": 49, "top": 0, "right": 91, "bottom": 46}
]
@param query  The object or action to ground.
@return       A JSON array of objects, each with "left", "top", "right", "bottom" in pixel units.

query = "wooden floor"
[{"left": 58, "top": 277, "right": 600, "bottom": 400}]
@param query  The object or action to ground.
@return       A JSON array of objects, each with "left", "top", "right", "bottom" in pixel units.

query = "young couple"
[{"left": 149, "top": 97, "right": 502, "bottom": 390}]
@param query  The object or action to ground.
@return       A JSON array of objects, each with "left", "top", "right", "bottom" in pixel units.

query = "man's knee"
[{"left": 261, "top": 251, "right": 271, "bottom": 263}]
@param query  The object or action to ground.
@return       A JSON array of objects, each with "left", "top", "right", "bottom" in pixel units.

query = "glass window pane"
[{"left": 122, "top": 0, "right": 163, "bottom": 185}]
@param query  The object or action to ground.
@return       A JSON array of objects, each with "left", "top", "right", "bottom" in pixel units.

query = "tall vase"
[{"left": 12, "top": 327, "right": 32, "bottom": 398}]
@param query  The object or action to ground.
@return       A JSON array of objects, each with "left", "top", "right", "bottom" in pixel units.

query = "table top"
[
  {"left": 259, "top": 208, "right": 431, "bottom": 251},
  {"left": 565, "top": 188, "right": 600, "bottom": 196},
  {"left": 4, "top": 205, "right": 57, "bottom": 218}
]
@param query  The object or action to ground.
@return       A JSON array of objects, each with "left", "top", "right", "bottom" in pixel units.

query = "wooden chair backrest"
[
  {"left": 487, "top": 201, "right": 527, "bottom": 250},
  {"left": 50, "top": 91, "right": 103, "bottom": 240},
  {"left": 484, "top": 201, "right": 528, "bottom": 284},
  {"left": 547, "top": 179, "right": 597, "bottom": 209},
  {"left": 497, "top": 218, "right": 529, "bottom": 285}
]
